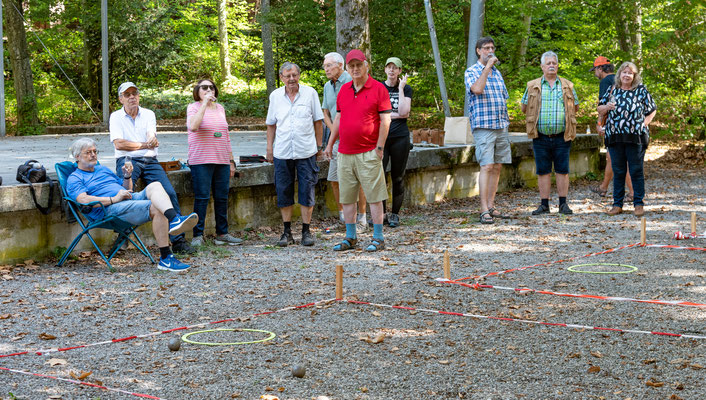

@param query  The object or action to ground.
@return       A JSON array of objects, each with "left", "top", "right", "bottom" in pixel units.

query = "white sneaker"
[
  {"left": 191, "top": 235, "right": 205, "bottom": 247},
  {"left": 356, "top": 213, "right": 367, "bottom": 232},
  {"left": 214, "top": 233, "right": 243, "bottom": 245}
]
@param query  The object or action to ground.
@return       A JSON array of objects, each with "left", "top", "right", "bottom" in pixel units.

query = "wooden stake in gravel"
[
  {"left": 443, "top": 250, "right": 451, "bottom": 280},
  {"left": 691, "top": 212, "right": 697, "bottom": 234},
  {"left": 640, "top": 217, "right": 646, "bottom": 245},
  {"left": 336, "top": 265, "right": 343, "bottom": 299}
]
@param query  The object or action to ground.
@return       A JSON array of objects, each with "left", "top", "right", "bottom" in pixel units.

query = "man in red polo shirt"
[{"left": 324, "top": 49, "right": 392, "bottom": 252}]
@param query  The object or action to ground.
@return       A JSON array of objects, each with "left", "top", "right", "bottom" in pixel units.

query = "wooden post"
[
  {"left": 443, "top": 250, "right": 450, "bottom": 280},
  {"left": 691, "top": 212, "right": 697, "bottom": 234},
  {"left": 335, "top": 265, "right": 343, "bottom": 299},
  {"left": 640, "top": 217, "right": 646, "bottom": 246}
]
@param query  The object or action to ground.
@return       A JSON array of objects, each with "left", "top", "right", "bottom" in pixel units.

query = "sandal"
[
  {"left": 590, "top": 186, "right": 607, "bottom": 197},
  {"left": 333, "top": 237, "right": 357, "bottom": 251},
  {"left": 365, "top": 239, "right": 385, "bottom": 252},
  {"left": 479, "top": 211, "right": 494, "bottom": 224},
  {"left": 488, "top": 207, "right": 511, "bottom": 219}
]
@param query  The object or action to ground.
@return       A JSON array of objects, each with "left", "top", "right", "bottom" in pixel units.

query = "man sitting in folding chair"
[{"left": 66, "top": 138, "right": 198, "bottom": 271}]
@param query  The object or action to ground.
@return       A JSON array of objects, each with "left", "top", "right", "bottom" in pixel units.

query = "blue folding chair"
[{"left": 55, "top": 161, "right": 155, "bottom": 270}]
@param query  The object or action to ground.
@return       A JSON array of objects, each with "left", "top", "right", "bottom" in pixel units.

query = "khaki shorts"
[{"left": 338, "top": 150, "right": 388, "bottom": 204}]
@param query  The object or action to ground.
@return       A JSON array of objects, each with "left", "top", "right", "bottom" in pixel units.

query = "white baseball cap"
[{"left": 118, "top": 81, "right": 138, "bottom": 96}]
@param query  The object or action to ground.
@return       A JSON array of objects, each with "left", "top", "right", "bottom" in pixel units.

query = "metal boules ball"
[
  {"left": 291, "top": 364, "right": 306, "bottom": 378},
  {"left": 168, "top": 337, "right": 181, "bottom": 351}
]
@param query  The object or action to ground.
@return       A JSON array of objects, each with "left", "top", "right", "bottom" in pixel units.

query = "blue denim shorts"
[
  {"left": 472, "top": 128, "right": 512, "bottom": 166},
  {"left": 105, "top": 189, "right": 151, "bottom": 226},
  {"left": 532, "top": 134, "right": 572, "bottom": 175},
  {"left": 273, "top": 155, "right": 319, "bottom": 208}
]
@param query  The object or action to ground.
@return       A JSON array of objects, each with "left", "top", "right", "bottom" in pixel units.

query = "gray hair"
[
  {"left": 70, "top": 138, "right": 97, "bottom": 159},
  {"left": 541, "top": 51, "right": 558, "bottom": 65},
  {"left": 279, "top": 62, "right": 300, "bottom": 75},
  {"left": 324, "top": 52, "right": 344, "bottom": 65}
]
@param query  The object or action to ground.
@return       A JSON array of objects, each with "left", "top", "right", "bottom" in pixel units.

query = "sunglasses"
[
  {"left": 122, "top": 91, "right": 139, "bottom": 98},
  {"left": 200, "top": 84, "right": 215, "bottom": 91}
]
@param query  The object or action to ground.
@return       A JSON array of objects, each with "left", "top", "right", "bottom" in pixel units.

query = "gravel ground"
[{"left": 1, "top": 142, "right": 705, "bottom": 400}]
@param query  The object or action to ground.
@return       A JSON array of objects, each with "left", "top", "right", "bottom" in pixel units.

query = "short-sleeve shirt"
[
  {"left": 336, "top": 76, "right": 392, "bottom": 155},
  {"left": 520, "top": 77, "right": 579, "bottom": 135},
  {"left": 599, "top": 84, "right": 656, "bottom": 146},
  {"left": 599, "top": 74, "right": 615, "bottom": 98},
  {"left": 322, "top": 71, "right": 352, "bottom": 119},
  {"left": 266, "top": 84, "right": 324, "bottom": 160},
  {"left": 383, "top": 82, "right": 413, "bottom": 138},
  {"left": 186, "top": 102, "right": 231, "bottom": 165},
  {"left": 66, "top": 165, "right": 125, "bottom": 220},
  {"left": 109, "top": 107, "right": 158, "bottom": 158},
  {"left": 464, "top": 61, "right": 509, "bottom": 131}
]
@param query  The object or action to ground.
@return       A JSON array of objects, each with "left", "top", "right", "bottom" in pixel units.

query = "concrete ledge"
[
  {"left": 44, "top": 124, "right": 267, "bottom": 135},
  {"left": 0, "top": 133, "right": 601, "bottom": 264}
]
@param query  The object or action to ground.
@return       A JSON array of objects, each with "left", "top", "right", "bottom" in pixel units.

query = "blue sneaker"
[
  {"left": 158, "top": 254, "right": 191, "bottom": 271},
  {"left": 168, "top": 213, "right": 198, "bottom": 235}
]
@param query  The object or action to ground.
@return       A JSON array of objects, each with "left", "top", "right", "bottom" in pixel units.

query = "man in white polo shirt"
[
  {"left": 265, "top": 62, "right": 325, "bottom": 248},
  {"left": 109, "top": 81, "right": 194, "bottom": 254}
]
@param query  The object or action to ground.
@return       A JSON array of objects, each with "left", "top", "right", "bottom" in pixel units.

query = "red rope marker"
[
  {"left": 0, "top": 366, "right": 163, "bottom": 399},
  {"left": 341, "top": 299, "right": 706, "bottom": 340},
  {"left": 1, "top": 298, "right": 336, "bottom": 359},
  {"left": 437, "top": 280, "right": 706, "bottom": 308}
]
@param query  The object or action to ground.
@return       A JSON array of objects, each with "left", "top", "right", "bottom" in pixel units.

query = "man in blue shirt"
[
  {"left": 465, "top": 36, "right": 512, "bottom": 225},
  {"left": 66, "top": 138, "right": 198, "bottom": 271}
]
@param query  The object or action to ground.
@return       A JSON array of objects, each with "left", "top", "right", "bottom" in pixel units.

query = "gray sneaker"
[
  {"left": 388, "top": 213, "right": 400, "bottom": 228},
  {"left": 214, "top": 233, "right": 243, "bottom": 245},
  {"left": 191, "top": 235, "right": 205, "bottom": 247},
  {"left": 301, "top": 231, "right": 315, "bottom": 246}
]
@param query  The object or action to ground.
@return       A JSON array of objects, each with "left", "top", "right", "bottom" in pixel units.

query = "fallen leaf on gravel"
[
  {"left": 643, "top": 359, "right": 656, "bottom": 364},
  {"left": 590, "top": 351, "right": 603, "bottom": 358},
  {"left": 587, "top": 365, "right": 600, "bottom": 373},
  {"left": 371, "top": 311, "right": 382, "bottom": 317},
  {"left": 438, "top": 360, "right": 450, "bottom": 365},
  {"left": 646, "top": 379, "right": 664, "bottom": 387},
  {"left": 48, "top": 396, "right": 62, "bottom": 399},
  {"left": 360, "top": 387, "right": 369, "bottom": 393},
  {"left": 134, "top": 287, "right": 148, "bottom": 292},
  {"left": 264, "top": 387, "right": 274, "bottom": 391},
  {"left": 567, "top": 353, "right": 581, "bottom": 359},
  {"left": 69, "top": 371, "right": 92, "bottom": 380},
  {"left": 359, "top": 333, "right": 385, "bottom": 344},
  {"left": 278, "top": 387, "right": 285, "bottom": 392},
  {"left": 689, "top": 363, "right": 704, "bottom": 369},
  {"left": 39, "top": 332, "right": 57, "bottom": 340},
  {"left": 260, "top": 395, "right": 279, "bottom": 400},
  {"left": 47, "top": 358, "right": 67, "bottom": 366},
  {"left": 168, "top": 303, "right": 179, "bottom": 307},
  {"left": 0, "top": 314, "right": 11, "bottom": 319}
]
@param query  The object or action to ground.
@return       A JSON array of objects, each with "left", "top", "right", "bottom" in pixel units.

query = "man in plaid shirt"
[
  {"left": 465, "top": 36, "right": 512, "bottom": 224},
  {"left": 521, "top": 51, "right": 580, "bottom": 216}
]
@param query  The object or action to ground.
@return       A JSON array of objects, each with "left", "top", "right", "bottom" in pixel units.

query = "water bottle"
[
  {"left": 586, "top": 126, "right": 591, "bottom": 134},
  {"left": 123, "top": 156, "right": 133, "bottom": 178}
]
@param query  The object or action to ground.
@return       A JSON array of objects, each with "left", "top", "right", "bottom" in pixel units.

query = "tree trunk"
[
  {"left": 260, "top": 0, "right": 276, "bottom": 95},
  {"left": 336, "top": 0, "right": 370, "bottom": 60},
  {"left": 3, "top": 0, "right": 41, "bottom": 134},
  {"left": 628, "top": 1, "right": 642, "bottom": 63},
  {"left": 218, "top": 0, "right": 231, "bottom": 81},
  {"left": 81, "top": 0, "right": 101, "bottom": 112},
  {"left": 515, "top": 13, "right": 532, "bottom": 68}
]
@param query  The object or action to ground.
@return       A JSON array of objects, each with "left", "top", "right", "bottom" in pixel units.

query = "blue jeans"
[
  {"left": 608, "top": 143, "right": 646, "bottom": 207},
  {"left": 190, "top": 164, "right": 230, "bottom": 237},
  {"left": 116, "top": 156, "right": 184, "bottom": 243}
]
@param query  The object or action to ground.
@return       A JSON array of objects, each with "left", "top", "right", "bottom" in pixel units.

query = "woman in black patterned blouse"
[{"left": 597, "top": 62, "right": 656, "bottom": 217}]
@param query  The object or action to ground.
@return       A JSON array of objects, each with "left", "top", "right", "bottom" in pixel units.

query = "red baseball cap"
[
  {"left": 589, "top": 56, "right": 611, "bottom": 71},
  {"left": 346, "top": 49, "right": 366, "bottom": 64}
]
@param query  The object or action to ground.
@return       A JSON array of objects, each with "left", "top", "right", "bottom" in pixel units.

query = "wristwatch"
[{"left": 377, "top": 146, "right": 383, "bottom": 151}]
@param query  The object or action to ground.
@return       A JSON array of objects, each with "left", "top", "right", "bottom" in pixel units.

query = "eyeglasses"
[
  {"left": 481, "top": 45, "right": 496, "bottom": 51},
  {"left": 200, "top": 85, "right": 215, "bottom": 91},
  {"left": 122, "top": 91, "right": 139, "bottom": 98},
  {"left": 323, "top": 63, "right": 338, "bottom": 69},
  {"left": 81, "top": 149, "right": 98, "bottom": 156}
]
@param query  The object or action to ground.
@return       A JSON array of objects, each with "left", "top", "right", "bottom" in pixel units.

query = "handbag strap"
[{"left": 21, "top": 175, "right": 54, "bottom": 215}]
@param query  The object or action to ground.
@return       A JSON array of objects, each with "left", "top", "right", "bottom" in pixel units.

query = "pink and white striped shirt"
[{"left": 186, "top": 102, "right": 232, "bottom": 165}]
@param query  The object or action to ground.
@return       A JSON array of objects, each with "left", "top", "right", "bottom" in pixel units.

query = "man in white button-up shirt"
[
  {"left": 265, "top": 62, "right": 324, "bottom": 248},
  {"left": 109, "top": 81, "right": 194, "bottom": 254}
]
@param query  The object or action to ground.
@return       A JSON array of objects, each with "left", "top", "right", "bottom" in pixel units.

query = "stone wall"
[{"left": 0, "top": 134, "right": 601, "bottom": 264}]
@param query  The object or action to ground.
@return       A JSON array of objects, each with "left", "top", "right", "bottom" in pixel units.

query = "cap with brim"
[
  {"left": 118, "top": 82, "right": 138, "bottom": 96},
  {"left": 346, "top": 49, "right": 366, "bottom": 64},
  {"left": 385, "top": 57, "right": 402, "bottom": 68},
  {"left": 589, "top": 56, "right": 610, "bottom": 71}
]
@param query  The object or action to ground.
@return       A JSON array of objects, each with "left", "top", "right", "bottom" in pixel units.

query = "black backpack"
[{"left": 16, "top": 160, "right": 54, "bottom": 215}]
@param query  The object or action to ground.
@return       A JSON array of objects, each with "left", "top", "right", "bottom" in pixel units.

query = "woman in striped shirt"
[{"left": 186, "top": 79, "right": 242, "bottom": 246}]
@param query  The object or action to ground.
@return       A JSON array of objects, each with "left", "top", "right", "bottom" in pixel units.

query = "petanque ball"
[
  {"left": 291, "top": 364, "right": 306, "bottom": 378},
  {"left": 167, "top": 337, "right": 181, "bottom": 351}
]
